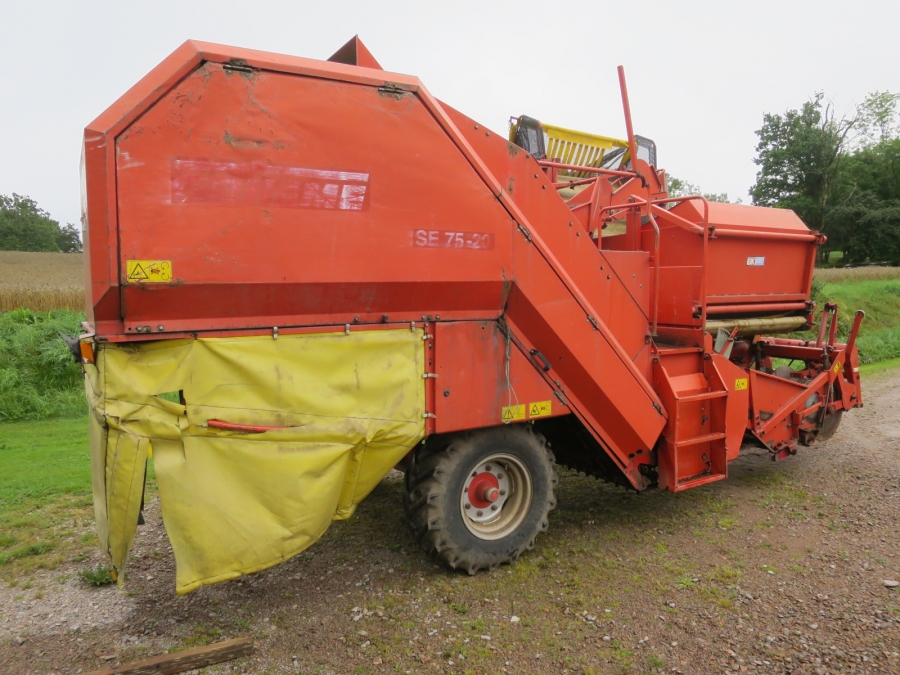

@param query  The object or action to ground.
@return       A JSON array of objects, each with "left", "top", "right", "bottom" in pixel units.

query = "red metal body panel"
[
  {"left": 113, "top": 62, "right": 510, "bottom": 335},
  {"left": 82, "top": 39, "right": 863, "bottom": 494},
  {"left": 433, "top": 321, "right": 565, "bottom": 433},
  {"left": 671, "top": 201, "right": 818, "bottom": 313}
]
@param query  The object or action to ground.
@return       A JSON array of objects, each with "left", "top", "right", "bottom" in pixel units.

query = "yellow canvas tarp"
[{"left": 84, "top": 329, "right": 425, "bottom": 594}]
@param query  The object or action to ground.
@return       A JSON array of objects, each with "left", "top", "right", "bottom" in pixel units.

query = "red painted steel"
[
  {"left": 467, "top": 473, "right": 501, "bottom": 508},
  {"left": 81, "top": 38, "right": 864, "bottom": 494},
  {"left": 617, "top": 66, "right": 642, "bottom": 184},
  {"left": 433, "top": 321, "right": 566, "bottom": 433}
]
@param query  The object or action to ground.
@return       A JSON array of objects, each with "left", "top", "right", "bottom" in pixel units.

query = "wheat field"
[
  {"left": 813, "top": 266, "right": 900, "bottom": 283},
  {"left": 0, "top": 251, "right": 85, "bottom": 311}
]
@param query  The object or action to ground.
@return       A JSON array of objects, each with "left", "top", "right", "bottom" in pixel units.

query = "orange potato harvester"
[{"left": 79, "top": 37, "right": 863, "bottom": 580}]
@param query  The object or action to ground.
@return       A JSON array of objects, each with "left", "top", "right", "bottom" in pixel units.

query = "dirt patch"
[{"left": 1, "top": 373, "right": 899, "bottom": 675}]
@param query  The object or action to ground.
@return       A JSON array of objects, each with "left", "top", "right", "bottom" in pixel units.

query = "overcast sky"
[{"left": 2, "top": 0, "right": 897, "bottom": 227}]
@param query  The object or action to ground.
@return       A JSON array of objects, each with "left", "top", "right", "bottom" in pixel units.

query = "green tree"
[
  {"left": 826, "top": 140, "right": 900, "bottom": 265},
  {"left": 0, "top": 194, "right": 82, "bottom": 253},
  {"left": 856, "top": 91, "right": 900, "bottom": 146},
  {"left": 750, "top": 94, "right": 858, "bottom": 261},
  {"left": 823, "top": 93, "right": 900, "bottom": 264}
]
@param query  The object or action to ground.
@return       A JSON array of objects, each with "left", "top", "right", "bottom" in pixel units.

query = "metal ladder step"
[
  {"left": 673, "top": 432, "right": 726, "bottom": 449},
  {"left": 677, "top": 390, "right": 728, "bottom": 403}
]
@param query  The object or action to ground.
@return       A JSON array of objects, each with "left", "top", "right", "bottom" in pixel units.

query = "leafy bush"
[{"left": 0, "top": 309, "right": 86, "bottom": 421}]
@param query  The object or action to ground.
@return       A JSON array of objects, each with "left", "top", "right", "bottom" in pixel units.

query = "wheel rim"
[{"left": 459, "top": 453, "right": 533, "bottom": 541}]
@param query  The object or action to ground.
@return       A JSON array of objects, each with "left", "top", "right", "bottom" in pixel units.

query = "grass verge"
[
  {"left": 0, "top": 417, "right": 95, "bottom": 584},
  {"left": 811, "top": 277, "right": 900, "bottom": 364},
  {"left": 0, "top": 417, "right": 156, "bottom": 586}
]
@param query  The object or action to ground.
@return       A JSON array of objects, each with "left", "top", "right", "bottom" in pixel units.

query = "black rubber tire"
[{"left": 404, "top": 425, "right": 557, "bottom": 574}]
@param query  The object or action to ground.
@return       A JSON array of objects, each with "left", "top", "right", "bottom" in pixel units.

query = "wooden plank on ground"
[{"left": 83, "top": 637, "right": 254, "bottom": 675}]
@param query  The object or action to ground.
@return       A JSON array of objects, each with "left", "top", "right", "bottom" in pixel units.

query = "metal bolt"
[
  {"left": 485, "top": 465, "right": 492, "bottom": 471},
  {"left": 476, "top": 511, "right": 483, "bottom": 517},
  {"left": 499, "top": 490, "right": 506, "bottom": 496},
  {"left": 497, "top": 473, "right": 504, "bottom": 479},
  {"left": 472, "top": 472, "right": 477, "bottom": 478},
  {"left": 465, "top": 504, "right": 470, "bottom": 509},
  {"left": 491, "top": 505, "right": 498, "bottom": 511},
  {"left": 157, "top": 325, "right": 165, "bottom": 331}
]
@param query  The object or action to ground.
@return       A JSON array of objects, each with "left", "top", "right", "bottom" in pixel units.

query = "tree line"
[
  {"left": 0, "top": 194, "right": 82, "bottom": 253},
  {"left": 750, "top": 91, "right": 899, "bottom": 265}
]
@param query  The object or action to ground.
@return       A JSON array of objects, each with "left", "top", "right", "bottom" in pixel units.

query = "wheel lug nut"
[
  {"left": 499, "top": 490, "right": 506, "bottom": 496},
  {"left": 491, "top": 505, "right": 497, "bottom": 511},
  {"left": 464, "top": 504, "right": 470, "bottom": 509},
  {"left": 485, "top": 465, "right": 492, "bottom": 471},
  {"left": 497, "top": 473, "right": 504, "bottom": 479},
  {"left": 476, "top": 510, "right": 483, "bottom": 516}
]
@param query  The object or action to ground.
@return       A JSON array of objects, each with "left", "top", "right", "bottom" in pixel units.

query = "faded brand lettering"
[{"left": 171, "top": 159, "right": 369, "bottom": 210}]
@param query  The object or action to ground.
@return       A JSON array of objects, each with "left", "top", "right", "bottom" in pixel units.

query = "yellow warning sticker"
[
  {"left": 734, "top": 378, "right": 748, "bottom": 391},
  {"left": 501, "top": 404, "right": 526, "bottom": 422},
  {"left": 833, "top": 361, "right": 841, "bottom": 374},
  {"left": 529, "top": 400, "right": 552, "bottom": 418},
  {"left": 126, "top": 260, "right": 173, "bottom": 283}
]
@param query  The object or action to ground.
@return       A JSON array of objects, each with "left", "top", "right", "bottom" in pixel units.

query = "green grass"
[
  {"left": 0, "top": 417, "right": 92, "bottom": 508},
  {"left": 859, "top": 356, "right": 900, "bottom": 377},
  {"left": 0, "top": 416, "right": 156, "bottom": 583},
  {"left": 0, "top": 417, "right": 95, "bottom": 581},
  {"left": 814, "top": 278, "right": 900, "bottom": 364}
]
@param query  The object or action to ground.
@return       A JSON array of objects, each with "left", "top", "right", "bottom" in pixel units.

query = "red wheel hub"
[{"left": 466, "top": 472, "right": 500, "bottom": 509}]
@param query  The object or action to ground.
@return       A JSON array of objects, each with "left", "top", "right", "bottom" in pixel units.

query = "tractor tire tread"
[{"left": 403, "top": 425, "right": 557, "bottom": 574}]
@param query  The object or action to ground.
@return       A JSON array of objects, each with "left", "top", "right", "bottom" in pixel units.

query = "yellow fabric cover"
[{"left": 84, "top": 329, "right": 425, "bottom": 593}]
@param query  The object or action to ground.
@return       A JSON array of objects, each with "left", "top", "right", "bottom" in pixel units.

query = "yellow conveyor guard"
[{"left": 542, "top": 122, "right": 629, "bottom": 177}]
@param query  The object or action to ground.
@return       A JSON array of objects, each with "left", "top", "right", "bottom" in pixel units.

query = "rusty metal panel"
[
  {"left": 111, "top": 61, "right": 512, "bottom": 336},
  {"left": 433, "top": 321, "right": 565, "bottom": 433}
]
